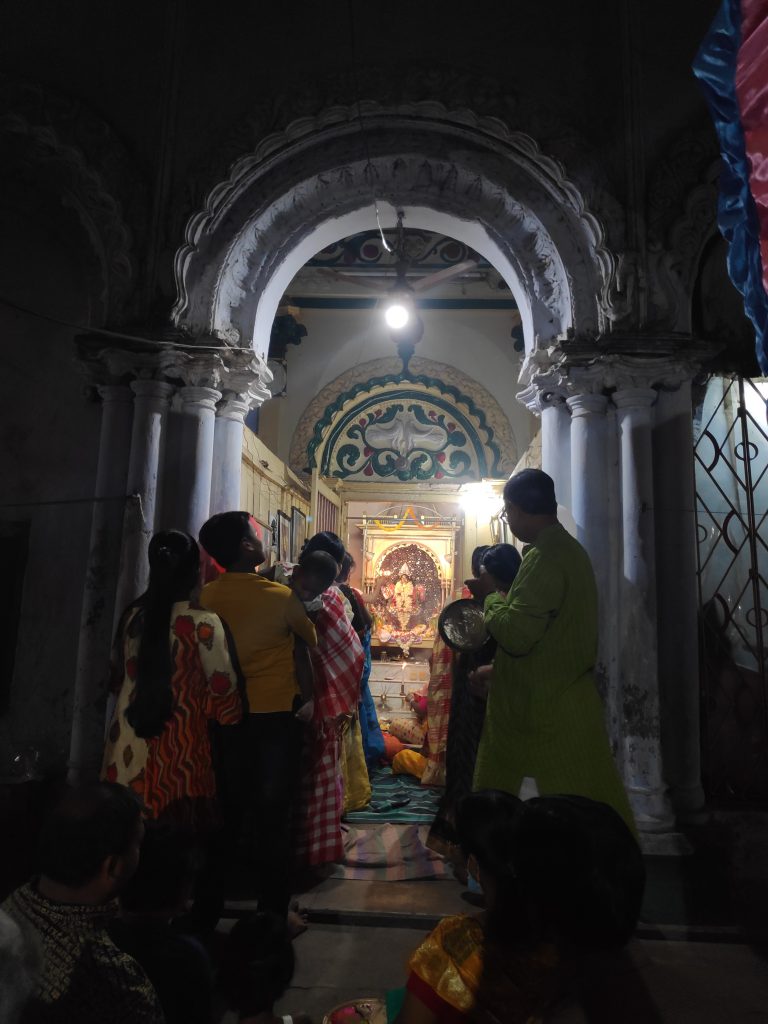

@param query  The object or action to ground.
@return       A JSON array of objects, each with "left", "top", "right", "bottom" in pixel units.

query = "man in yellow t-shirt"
[{"left": 198, "top": 511, "right": 330, "bottom": 922}]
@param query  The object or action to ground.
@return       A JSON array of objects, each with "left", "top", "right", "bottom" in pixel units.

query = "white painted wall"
[{"left": 267, "top": 306, "right": 536, "bottom": 469}]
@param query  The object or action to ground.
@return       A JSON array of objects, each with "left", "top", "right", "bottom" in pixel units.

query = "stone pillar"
[
  {"left": 567, "top": 393, "right": 610, "bottom": 581},
  {"left": 566, "top": 391, "right": 623, "bottom": 743},
  {"left": 177, "top": 385, "right": 221, "bottom": 538},
  {"left": 68, "top": 385, "right": 133, "bottom": 783},
  {"left": 541, "top": 398, "right": 572, "bottom": 511},
  {"left": 210, "top": 395, "right": 250, "bottom": 515},
  {"left": 613, "top": 386, "right": 674, "bottom": 828},
  {"left": 113, "top": 379, "right": 175, "bottom": 626},
  {"left": 654, "top": 381, "right": 705, "bottom": 817}
]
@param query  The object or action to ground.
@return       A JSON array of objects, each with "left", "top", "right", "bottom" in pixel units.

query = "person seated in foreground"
[
  {"left": 391, "top": 790, "right": 644, "bottom": 1024},
  {"left": 218, "top": 911, "right": 311, "bottom": 1024},
  {"left": 0, "top": 908, "right": 40, "bottom": 1024},
  {"left": 108, "top": 822, "right": 214, "bottom": 1024},
  {"left": 1, "top": 782, "right": 164, "bottom": 1024}
]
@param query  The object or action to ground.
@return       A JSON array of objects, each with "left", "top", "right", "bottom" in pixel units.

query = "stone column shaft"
[
  {"left": 211, "top": 396, "right": 250, "bottom": 515},
  {"left": 567, "top": 393, "right": 610, "bottom": 571},
  {"left": 112, "top": 380, "right": 175, "bottom": 628},
  {"left": 177, "top": 385, "right": 221, "bottom": 538},
  {"left": 566, "top": 392, "right": 619, "bottom": 740},
  {"left": 68, "top": 386, "right": 133, "bottom": 782},
  {"left": 541, "top": 399, "right": 572, "bottom": 511},
  {"left": 614, "top": 386, "right": 673, "bottom": 828},
  {"left": 654, "top": 382, "right": 705, "bottom": 817}
]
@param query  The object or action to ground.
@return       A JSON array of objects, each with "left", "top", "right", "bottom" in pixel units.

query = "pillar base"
[
  {"left": 628, "top": 788, "right": 676, "bottom": 832},
  {"left": 669, "top": 781, "right": 708, "bottom": 822}
]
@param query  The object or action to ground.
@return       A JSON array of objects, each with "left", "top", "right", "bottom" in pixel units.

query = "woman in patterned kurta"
[
  {"left": 473, "top": 471, "right": 635, "bottom": 832},
  {"left": 102, "top": 530, "right": 243, "bottom": 830}
]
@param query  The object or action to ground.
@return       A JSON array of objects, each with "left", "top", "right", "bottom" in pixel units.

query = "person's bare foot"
[{"left": 287, "top": 903, "right": 308, "bottom": 939}]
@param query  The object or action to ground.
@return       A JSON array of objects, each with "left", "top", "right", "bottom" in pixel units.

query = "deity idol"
[{"left": 393, "top": 563, "right": 416, "bottom": 628}]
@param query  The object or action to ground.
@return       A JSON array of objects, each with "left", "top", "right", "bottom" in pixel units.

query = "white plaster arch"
[{"left": 173, "top": 103, "right": 617, "bottom": 358}]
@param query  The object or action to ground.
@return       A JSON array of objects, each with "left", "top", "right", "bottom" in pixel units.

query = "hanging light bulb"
[{"left": 385, "top": 302, "right": 410, "bottom": 329}]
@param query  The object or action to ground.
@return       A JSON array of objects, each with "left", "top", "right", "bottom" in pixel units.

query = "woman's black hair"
[
  {"left": 124, "top": 530, "right": 200, "bottom": 739},
  {"left": 470, "top": 544, "right": 491, "bottom": 579},
  {"left": 457, "top": 790, "right": 528, "bottom": 944},
  {"left": 337, "top": 551, "right": 355, "bottom": 583},
  {"left": 481, "top": 544, "right": 522, "bottom": 589},
  {"left": 457, "top": 791, "right": 643, "bottom": 951},
  {"left": 219, "top": 912, "right": 295, "bottom": 1016},
  {"left": 301, "top": 530, "right": 345, "bottom": 564},
  {"left": 520, "top": 795, "right": 645, "bottom": 950}
]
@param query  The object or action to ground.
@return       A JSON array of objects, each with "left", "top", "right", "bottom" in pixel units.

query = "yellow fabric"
[
  {"left": 408, "top": 915, "right": 484, "bottom": 1013},
  {"left": 341, "top": 718, "right": 372, "bottom": 812},
  {"left": 201, "top": 572, "right": 316, "bottom": 713},
  {"left": 388, "top": 716, "right": 427, "bottom": 745},
  {"left": 408, "top": 915, "right": 560, "bottom": 1022},
  {"left": 392, "top": 749, "right": 427, "bottom": 779}
]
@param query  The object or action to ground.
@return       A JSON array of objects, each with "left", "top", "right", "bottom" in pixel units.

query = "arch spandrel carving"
[
  {"left": 289, "top": 357, "right": 519, "bottom": 482},
  {"left": 0, "top": 78, "right": 142, "bottom": 323}
]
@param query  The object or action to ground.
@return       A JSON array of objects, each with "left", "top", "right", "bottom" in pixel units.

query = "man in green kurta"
[{"left": 473, "top": 469, "right": 635, "bottom": 831}]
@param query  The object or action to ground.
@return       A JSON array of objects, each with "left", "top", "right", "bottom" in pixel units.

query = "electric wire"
[
  {"left": 347, "top": 0, "right": 393, "bottom": 254},
  {"left": 0, "top": 295, "right": 236, "bottom": 352}
]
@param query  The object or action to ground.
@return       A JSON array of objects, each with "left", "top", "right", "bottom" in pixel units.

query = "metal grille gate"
[{"left": 695, "top": 375, "right": 768, "bottom": 804}]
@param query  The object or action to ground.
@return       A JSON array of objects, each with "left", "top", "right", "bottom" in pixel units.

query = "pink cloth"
[{"left": 736, "top": 0, "right": 768, "bottom": 293}]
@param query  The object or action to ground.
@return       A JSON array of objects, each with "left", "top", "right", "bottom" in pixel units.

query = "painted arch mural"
[{"left": 295, "top": 358, "right": 518, "bottom": 482}]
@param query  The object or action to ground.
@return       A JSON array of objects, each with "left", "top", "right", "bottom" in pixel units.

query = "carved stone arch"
[
  {"left": 173, "top": 102, "right": 620, "bottom": 356},
  {"left": 289, "top": 356, "right": 519, "bottom": 481},
  {"left": 181, "top": 67, "right": 623, "bottom": 245},
  {"left": 0, "top": 78, "right": 141, "bottom": 322}
]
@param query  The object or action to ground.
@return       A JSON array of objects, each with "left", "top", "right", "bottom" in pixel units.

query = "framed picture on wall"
[
  {"left": 251, "top": 517, "right": 272, "bottom": 569},
  {"left": 290, "top": 507, "right": 307, "bottom": 562},
  {"left": 276, "top": 510, "right": 291, "bottom": 563}
]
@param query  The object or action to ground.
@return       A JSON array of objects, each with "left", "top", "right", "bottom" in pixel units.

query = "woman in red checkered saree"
[{"left": 294, "top": 542, "right": 364, "bottom": 867}]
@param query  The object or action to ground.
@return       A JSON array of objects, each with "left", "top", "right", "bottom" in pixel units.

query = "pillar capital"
[
  {"left": 96, "top": 383, "right": 133, "bottom": 405},
  {"left": 566, "top": 392, "right": 609, "bottom": 417},
  {"left": 130, "top": 378, "right": 175, "bottom": 404},
  {"left": 612, "top": 386, "right": 658, "bottom": 411},
  {"left": 76, "top": 333, "right": 272, "bottom": 406},
  {"left": 179, "top": 384, "right": 221, "bottom": 413},
  {"left": 216, "top": 396, "right": 251, "bottom": 423},
  {"left": 516, "top": 374, "right": 569, "bottom": 416}
]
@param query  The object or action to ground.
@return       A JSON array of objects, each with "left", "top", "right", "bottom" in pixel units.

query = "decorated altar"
[{"left": 359, "top": 505, "right": 459, "bottom": 654}]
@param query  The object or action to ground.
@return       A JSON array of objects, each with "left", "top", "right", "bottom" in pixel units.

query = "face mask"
[{"left": 302, "top": 595, "right": 323, "bottom": 613}]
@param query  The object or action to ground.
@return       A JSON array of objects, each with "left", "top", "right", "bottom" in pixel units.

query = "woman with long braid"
[{"left": 102, "top": 530, "right": 243, "bottom": 829}]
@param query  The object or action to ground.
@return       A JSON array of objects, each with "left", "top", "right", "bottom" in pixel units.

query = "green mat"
[{"left": 344, "top": 765, "right": 441, "bottom": 824}]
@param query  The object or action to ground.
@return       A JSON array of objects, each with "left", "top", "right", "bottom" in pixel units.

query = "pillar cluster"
[
  {"left": 518, "top": 346, "right": 707, "bottom": 829},
  {"left": 69, "top": 337, "right": 270, "bottom": 781}
]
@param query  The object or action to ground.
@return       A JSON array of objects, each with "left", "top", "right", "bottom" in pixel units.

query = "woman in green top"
[{"left": 472, "top": 470, "right": 635, "bottom": 832}]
